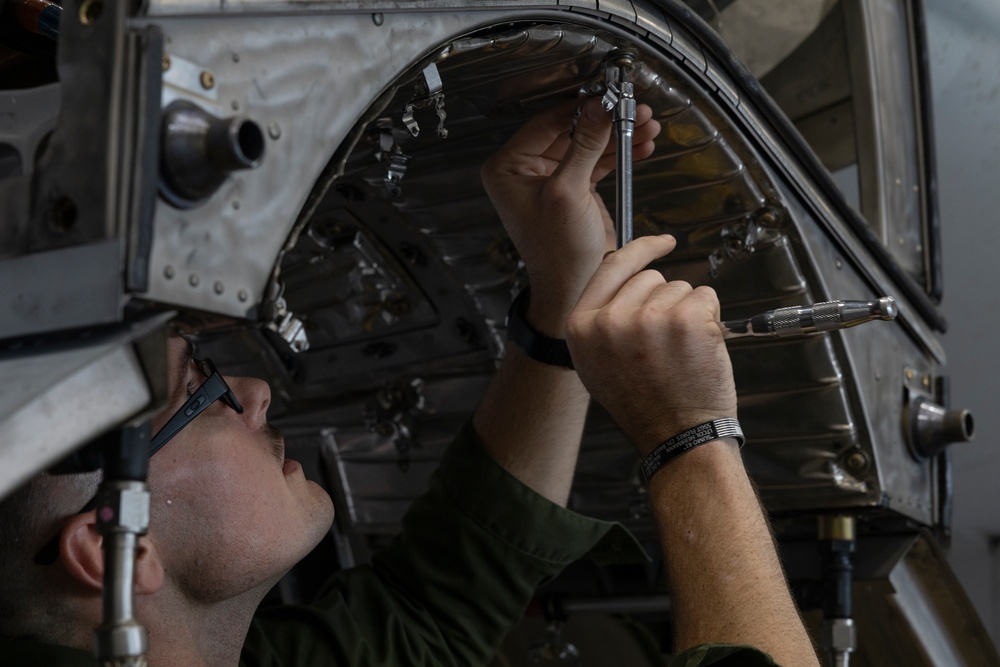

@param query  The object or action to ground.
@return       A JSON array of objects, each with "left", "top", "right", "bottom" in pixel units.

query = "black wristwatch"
[{"left": 505, "top": 288, "right": 575, "bottom": 369}]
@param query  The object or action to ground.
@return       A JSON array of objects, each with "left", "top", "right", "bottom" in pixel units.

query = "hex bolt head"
[{"left": 200, "top": 70, "right": 215, "bottom": 90}]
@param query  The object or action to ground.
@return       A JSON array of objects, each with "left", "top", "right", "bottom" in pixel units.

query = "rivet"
[
  {"left": 835, "top": 258, "right": 842, "bottom": 270},
  {"left": 164, "top": 265, "right": 175, "bottom": 279},
  {"left": 232, "top": 52, "right": 240, "bottom": 63},
  {"left": 922, "top": 375, "right": 931, "bottom": 388},
  {"left": 905, "top": 369, "right": 914, "bottom": 380},
  {"left": 847, "top": 452, "right": 867, "bottom": 470},
  {"left": 874, "top": 370, "right": 881, "bottom": 381},
  {"left": 757, "top": 210, "right": 777, "bottom": 225},
  {"left": 189, "top": 274, "right": 200, "bottom": 287},
  {"left": 232, "top": 200, "right": 241, "bottom": 210},
  {"left": 78, "top": 0, "right": 102, "bottom": 25},
  {"left": 372, "top": 12, "right": 384, "bottom": 25},
  {"left": 267, "top": 121, "right": 281, "bottom": 140},
  {"left": 50, "top": 196, "right": 77, "bottom": 233},
  {"left": 238, "top": 289, "right": 248, "bottom": 302},
  {"left": 200, "top": 70, "right": 215, "bottom": 90},
  {"left": 231, "top": 100, "right": 239, "bottom": 111},
  {"left": 214, "top": 281, "right": 224, "bottom": 294},
  {"left": 162, "top": 54, "right": 171, "bottom": 72}
]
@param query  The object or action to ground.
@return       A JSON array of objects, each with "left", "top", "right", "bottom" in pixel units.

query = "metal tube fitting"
[
  {"left": 818, "top": 515, "right": 856, "bottom": 667},
  {"left": 94, "top": 480, "right": 150, "bottom": 667},
  {"left": 159, "top": 100, "right": 265, "bottom": 208},
  {"left": 906, "top": 396, "right": 975, "bottom": 459}
]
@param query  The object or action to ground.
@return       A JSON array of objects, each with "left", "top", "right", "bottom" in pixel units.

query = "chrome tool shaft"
[
  {"left": 719, "top": 297, "right": 897, "bottom": 339},
  {"left": 602, "top": 54, "right": 636, "bottom": 249}
]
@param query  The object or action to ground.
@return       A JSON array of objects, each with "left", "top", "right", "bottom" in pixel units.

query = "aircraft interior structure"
[{"left": 0, "top": 0, "right": 994, "bottom": 664}]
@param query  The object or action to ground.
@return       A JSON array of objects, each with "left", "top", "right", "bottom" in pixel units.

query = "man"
[{"left": 0, "top": 96, "right": 817, "bottom": 666}]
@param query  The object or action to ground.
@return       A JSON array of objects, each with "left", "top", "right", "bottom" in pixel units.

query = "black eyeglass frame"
[
  {"left": 32, "top": 357, "right": 244, "bottom": 565},
  {"left": 148, "top": 357, "right": 244, "bottom": 458}
]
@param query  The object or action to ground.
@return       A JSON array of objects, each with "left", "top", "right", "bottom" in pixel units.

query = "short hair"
[{"left": 0, "top": 470, "right": 101, "bottom": 638}]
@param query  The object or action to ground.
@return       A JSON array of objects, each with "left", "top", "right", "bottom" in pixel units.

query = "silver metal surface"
[
  {"left": 0, "top": 83, "right": 60, "bottom": 177},
  {"left": 757, "top": 0, "right": 934, "bottom": 293},
  {"left": 0, "top": 314, "right": 171, "bottom": 500},
  {"left": 884, "top": 535, "right": 1000, "bottom": 665},
  {"left": 844, "top": 0, "right": 929, "bottom": 286},
  {"left": 0, "top": 346, "right": 148, "bottom": 499},
  {"left": 0, "top": 242, "right": 125, "bottom": 339},
  {"left": 139, "top": 10, "right": 523, "bottom": 317}
]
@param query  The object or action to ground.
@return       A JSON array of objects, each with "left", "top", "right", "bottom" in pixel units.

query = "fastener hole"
[
  {"left": 79, "top": 0, "right": 103, "bottom": 25},
  {"left": 51, "top": 196, "right": 78, "bottom": 233}
]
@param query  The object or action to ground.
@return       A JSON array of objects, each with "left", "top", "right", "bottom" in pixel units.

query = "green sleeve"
[
  {"left": 242, "top": 422, "right": 646, "bottom": 667},
  {"left": 670, "top": 643, "right": 779, "bottom": 666}
]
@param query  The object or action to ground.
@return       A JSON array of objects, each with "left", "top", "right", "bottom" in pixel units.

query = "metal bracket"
[
  {"left": 401, "top": 63, "right": 448, "bottom": 139},
  {"left": 374, "top": 118, "right": 411, "bottom": 195},
  {"left": 708, "top": 207, "right": 783, "bottom": 278}
]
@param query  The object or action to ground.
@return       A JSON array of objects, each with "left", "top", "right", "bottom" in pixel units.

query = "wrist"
[
  {"left": 639, "top": 419, "right": 744, "bottom": 483},
  {"left": 506, "top": 287, "right": 575, "bottom": 369},
  {"left": 645, "top": 436, "right": 745, "bottom": 491},
  {"left": 521, "top": 284, "right": 584, "bottom": 338},
  {"left": 632, "top": 411, "right": 738, "bottom": 457}
]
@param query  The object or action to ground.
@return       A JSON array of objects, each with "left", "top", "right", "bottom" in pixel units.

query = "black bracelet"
[
  {"left": 640, "top": 418, "right": 745, "bottom": 482},
  {"left": 505, "top": 287, "right": 575, "bottom": 369}
]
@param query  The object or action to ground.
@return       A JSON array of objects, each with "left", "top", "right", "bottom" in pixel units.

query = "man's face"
[{"left": 144, "top": 337, "right": 334, "bottom": 603}]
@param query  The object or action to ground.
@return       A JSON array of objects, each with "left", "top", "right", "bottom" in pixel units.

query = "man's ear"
[
  {"left": 61, "top": 512, "right": 165, "bottom": 595},
  {"left": 60, "top": 512, "right": 104, "bottom": 591}
]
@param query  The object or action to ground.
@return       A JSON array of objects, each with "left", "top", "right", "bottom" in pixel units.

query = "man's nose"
[{"left": 228, "top": 375, "right": 271, "bottom": 428}]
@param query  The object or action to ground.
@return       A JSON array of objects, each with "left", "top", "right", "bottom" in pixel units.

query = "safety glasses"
[{"left": 149, "top": 358, "right": 244, "bottom": 457}]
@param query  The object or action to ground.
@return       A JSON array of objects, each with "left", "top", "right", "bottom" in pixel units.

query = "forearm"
[
  {"left": 649, "top": 439, "right": 819, "bottom": 666},
  {"left": 472, "top": 341, "right": 588, "bottom": 507},
  {"left": 475, "top": 96, "right": 649, "bottom": 506}
]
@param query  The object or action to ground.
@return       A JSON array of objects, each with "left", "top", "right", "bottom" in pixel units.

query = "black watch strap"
[{"left": 505, "top": 288, "right": 575, "bottom": 369}]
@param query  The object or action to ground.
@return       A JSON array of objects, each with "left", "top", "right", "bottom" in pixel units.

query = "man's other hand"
[{"left": 481, "top": 96, "right": 660, "bottom": 336}]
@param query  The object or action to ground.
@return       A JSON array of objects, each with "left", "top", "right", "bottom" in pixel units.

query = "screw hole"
[
  {"left": 51, "top": 196, "right": 78, "bottom": 233},
  {"left": 79, "top": 0, "right": 103, "bottom": 25}
]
